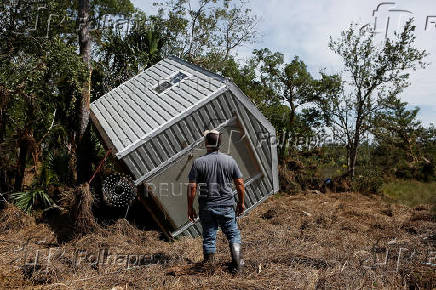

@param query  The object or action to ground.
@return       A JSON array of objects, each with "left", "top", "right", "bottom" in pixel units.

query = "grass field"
[{"left": 382, "top": 180, "right": 436, "bottom": 213}]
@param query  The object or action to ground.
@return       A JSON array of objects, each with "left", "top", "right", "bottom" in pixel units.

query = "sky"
[{"left": 133, "top": 0, "right": 435, "bottom": 126}]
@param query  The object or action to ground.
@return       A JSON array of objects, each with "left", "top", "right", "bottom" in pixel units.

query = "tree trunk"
[
  {"left": 278, "top": 128, "right": 288, "bottom": 164},
  {"left": 347, "top": 98, "right": 364, "bottom": 178},
  {"left": 78, "top": 0, "right": 91, "bottom": 138},
  {"left": 14, "top": 135, "right": 31, "bottom": 191},
  {"left": 0, "top": 86, "right": 9, "bottom": 191},
  {"left": 348, "top": 124, "right": 361, "bottom": 178},
  {"left": 347, "top": 143, "right": 358, "bottom": 178},
  {"left": 280, "top": 98, "right": 296, "bottom": 163},
  {"left": 77, "top": 126, "right": 92, "bottom": 183},
  {"left": 289, "top": 103, "right": 296, "bottom": 129},
  {"left": 0, "top": 110, "right": 6, "bottom": 191},
  {"left": 76, "top": 0, "right": 92, "bottom": 183}
]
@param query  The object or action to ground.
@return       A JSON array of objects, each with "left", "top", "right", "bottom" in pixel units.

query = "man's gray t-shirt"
[{"left": 188, "top": 151, "right": 243, "bottom": 208}]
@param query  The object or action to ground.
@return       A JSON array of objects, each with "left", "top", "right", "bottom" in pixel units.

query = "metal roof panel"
[{"left": 91, "top": 56, "right": 227, "bottom": 154}]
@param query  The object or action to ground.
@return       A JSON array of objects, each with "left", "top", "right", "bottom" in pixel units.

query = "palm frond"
[{"left": 10, "top": 190, "right": 52, "bottom": 214}]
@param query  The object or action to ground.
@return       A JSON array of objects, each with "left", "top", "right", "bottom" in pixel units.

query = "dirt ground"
[{"left": 0, "top": 192, "right": 435, "bottom": 289}]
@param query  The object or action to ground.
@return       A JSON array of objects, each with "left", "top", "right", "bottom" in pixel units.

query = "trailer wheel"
[{"left": 102, "top": 173, "right": 137, "bottom": 208}]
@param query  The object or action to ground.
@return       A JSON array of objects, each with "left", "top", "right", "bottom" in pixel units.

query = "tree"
[
  {"left": 0, "top": 1, "right": 85, "bottom": 191},
  {"left": 372, "top": 98, "right": 422, "bottom": 163},
  {"left": 0, "top": 37, "right": 86, "bottom": 190},
  {"left": 372, "top": 101, "right": 436, "bottom": 181},
  {"left": 324, "top": 20, "right": 427, "bottom": 177},
  {"left": 248, "top": 49, "right": 338, "bottom": 161},
  {"left": 95, "top": 12, "right": 165, "bottom": 93},
  {"left": 0, "top": 0, "right": 138, "bottom": 190},
  {"left": 151, "top": 0, "right": 258, "bottom": 68}
]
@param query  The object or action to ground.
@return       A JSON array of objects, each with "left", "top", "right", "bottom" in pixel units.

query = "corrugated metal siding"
[
  {"left": 123, "top": 92, "right": 236, "bottom": 183},
  {"left": 90, "top": 56, "right": 226, "bottom": 154},
  {"left": 215, "top": 91, "right": 274, "bottom": 192},
  {"left": 232, "top": 95, "right": 274, "bottom": 193}
]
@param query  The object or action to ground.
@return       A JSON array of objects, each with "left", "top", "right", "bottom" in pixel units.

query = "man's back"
[
  {"left": 187, "top": 131, "right": 245, "bottom": 273},
  {"left": 188, "top": 151, "right": 242, "bottom": 208}
]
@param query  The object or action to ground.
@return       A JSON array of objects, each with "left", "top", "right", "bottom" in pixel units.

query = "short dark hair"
[{"left": 205, "top": 133, "right": 221, "bottom": 150}]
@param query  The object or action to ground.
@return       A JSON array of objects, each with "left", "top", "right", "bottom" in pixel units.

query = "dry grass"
[{"left": 0, "top": 192, "right": 434, "bottom": 289}]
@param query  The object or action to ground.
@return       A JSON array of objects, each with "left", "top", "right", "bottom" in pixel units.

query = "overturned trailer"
[{"left": 90, "top": 56, "right": 279, "bottom": 238}]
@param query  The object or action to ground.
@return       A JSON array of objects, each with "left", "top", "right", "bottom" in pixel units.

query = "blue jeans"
[{"left": 199, "top": 206, "right": 242, "bottom": 254}]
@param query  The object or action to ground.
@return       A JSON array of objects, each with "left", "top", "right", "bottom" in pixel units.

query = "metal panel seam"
[
  {"left": 133, "top": 116, "right": 237, "bottom": 186},
  {"left": 116, "top": 86, "right": 228, "bottom": 159},
  {"left": 227, "top": 82, "right": 278, "bottom": 192},
  {"left": 226, "top": 81, "right": 276, "bottom": 134},
  {"left": 89, "top": 110, "right": 118, "bottom": 153}
]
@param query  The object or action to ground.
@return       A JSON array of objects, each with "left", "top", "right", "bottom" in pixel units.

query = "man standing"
[{"left": 187, "top": 129, "right": 245, "bottom": 273}]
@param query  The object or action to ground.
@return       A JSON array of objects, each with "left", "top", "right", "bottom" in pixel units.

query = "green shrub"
[
  {"left": 44, "top": 150, "right": 73, "bottom": 186},
  {"left": 10, "top": 190, "right": 52, "bottom": 214},
  {"left": 395, "top": 160, "right": 415, "bottom": 179},
  {"left": 418, "top": 161, "right": 435, "bottom": 182},
  {"left": 352, "top": 167, "right": 384, "bottom": 194},
  {"left": 395, "top": 159, "right": 436, "bottom": 182}
]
